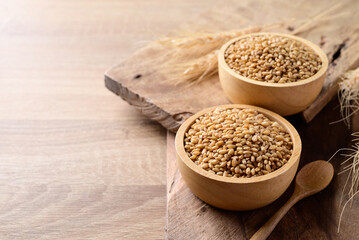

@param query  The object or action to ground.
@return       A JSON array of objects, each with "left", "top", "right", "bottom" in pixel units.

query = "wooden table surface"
[{"left": 0, "top": 0, "right": 216, "bottom": 239}]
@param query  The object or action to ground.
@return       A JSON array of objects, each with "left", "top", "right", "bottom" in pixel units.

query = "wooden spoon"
[{"left": 250, "top": 160, "right": 334, "bottom": 240}]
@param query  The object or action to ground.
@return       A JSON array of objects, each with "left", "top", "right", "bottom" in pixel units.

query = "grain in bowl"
[
  {"left": 176, "top": 104, "right": 301, "bottom": 210},
  {"left": 217, "top": 33, "right": 329, "bottom": 116},
  {"left": 184, "top": 107, "right": 293, "bottom": 178},
  {"left": 224, "top": 34, "right": 322, "bottom": 83}
]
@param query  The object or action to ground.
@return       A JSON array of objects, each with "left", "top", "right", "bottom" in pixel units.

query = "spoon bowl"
[{"left": 295, "top": 160, "right": 334, "bottom": 195}]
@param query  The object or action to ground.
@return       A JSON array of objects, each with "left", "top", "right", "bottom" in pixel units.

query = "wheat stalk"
[
  {"left": 338, "top": 67, "right": 359, "bottom": 128},
  {"left": 159, "top": 26, "right": 267, "bottom": 86},
  {"left": 331, "top": 67, "right": 359, "bottom": 232},
  {"left": 158, "top": 26, "right": 262, "bottom": 48},
  {"left": 335, "top": 132, "right": 359, "bottom": 232}
]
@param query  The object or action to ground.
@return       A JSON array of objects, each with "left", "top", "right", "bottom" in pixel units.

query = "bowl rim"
[
  {"left": 175, "top": 104, "right": 302, "bottom": 184},
  {"left": 218, "top": 32, "right": 329, "bottom": 88}
]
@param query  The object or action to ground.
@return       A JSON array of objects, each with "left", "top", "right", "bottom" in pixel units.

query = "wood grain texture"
[
  {"left": 105, "top": 0, "right": 359, "bottom": 132},
  {"left": 166, "top": 98, "right": 359, "bottom": 239},
  {"left": 0, "top": 0, "right": 218, "bottom": 239}
]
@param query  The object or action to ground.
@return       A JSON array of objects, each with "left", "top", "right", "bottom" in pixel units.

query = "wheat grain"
[
  {"left": 184, "top": 107, "right": 293, "bottom": 178},
  {"left": 224, "top": 35, "right": 322, "bottom": 83}
]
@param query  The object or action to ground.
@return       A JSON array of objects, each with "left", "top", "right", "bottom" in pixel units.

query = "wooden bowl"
[
  {"left": 218, "top": 33, "right": 329, "bottom": 116},
  {"left": 175, "top": 104, "right": 301, "bottom": 210}
]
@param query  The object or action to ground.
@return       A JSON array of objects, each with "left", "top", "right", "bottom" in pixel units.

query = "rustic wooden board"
[
  {"left": 166, "top": 98, "right": 359, "bottom": 240},
  {"left": 105, "top": 0, "right": 359, "bottom": 132}
]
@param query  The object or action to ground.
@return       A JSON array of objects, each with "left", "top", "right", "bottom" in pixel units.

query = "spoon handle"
[{"left": 250, "top": 193, "right": 302, "bottom": 240}]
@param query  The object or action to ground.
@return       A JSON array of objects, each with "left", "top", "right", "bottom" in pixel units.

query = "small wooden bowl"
[
  {"left": 218, "top": 33, "right": 329, "bottom": 116},
  {"left": 175, "top": 104, "right": 301, "bottom": 210}
]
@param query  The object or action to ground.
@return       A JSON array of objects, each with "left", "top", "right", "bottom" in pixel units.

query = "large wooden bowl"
[
  {"left": 218, "top": 33, "right": 329, "bottom": 116},
  {"left": 175, "top": 104, "right": 301, "bottom": 210}
]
